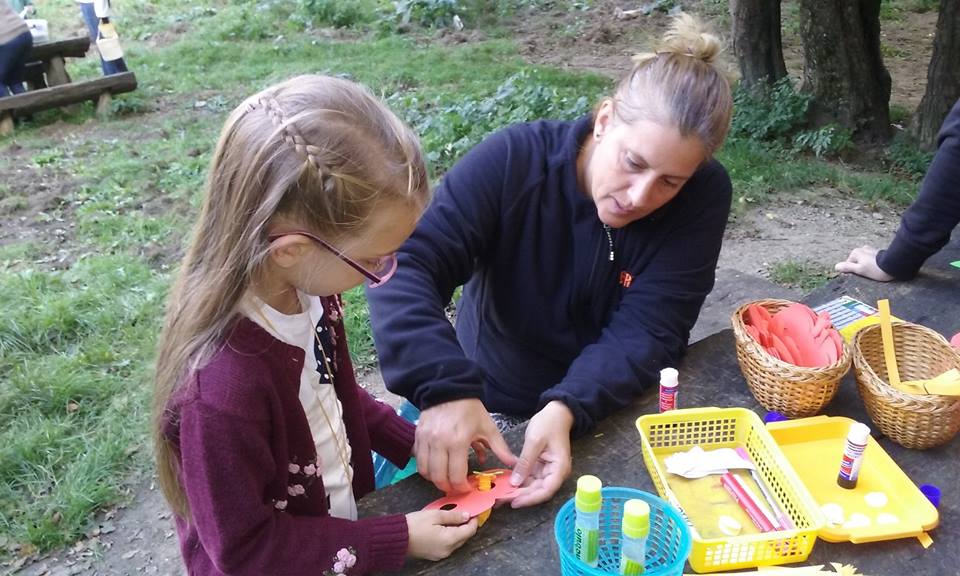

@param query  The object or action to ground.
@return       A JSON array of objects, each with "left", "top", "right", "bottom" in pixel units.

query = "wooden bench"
[
  {"left": 26, "top": 36, "right": 92, "bottom": 89},
  {"left": 0, "top": 72, "right": 138, "bottom": 136}
]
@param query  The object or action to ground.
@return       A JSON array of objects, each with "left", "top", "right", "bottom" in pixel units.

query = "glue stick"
[
  {"left": 574, "top": 475, "right": 602, "bottom": 567},
  {"left": 659, "top": 368, "right": 679, "bottom": 412},
  {"left": 837, "top": 422, "right": 870, "bottom": 489},
  {"left": 619, "top": 499, "right": 649, "bottom": 575}
]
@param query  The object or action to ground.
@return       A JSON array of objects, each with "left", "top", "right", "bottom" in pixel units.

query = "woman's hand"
[
  {"left": 405, "top": 509, "right": 477, "bottom": 561},
  {"left": 508, "top": 400, "right": 574, "bottom": 508},
  {"left": 835, "top": 246, "right": 895, "bottom": 282},
  {"left": 414, "top": 398, "right": 516, "bottom": 494}
]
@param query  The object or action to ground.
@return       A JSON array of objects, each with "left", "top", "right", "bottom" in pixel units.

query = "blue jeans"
[
  {"left": 79, "top": 2, "right": 128, "bottom": 75},
  {"left": 0, "top": 30, "right": 33, "bottom": 97}
]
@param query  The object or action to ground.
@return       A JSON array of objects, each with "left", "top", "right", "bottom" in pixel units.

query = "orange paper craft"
[{"left": 421, "top": 468, "right": 517, "bottom": 519}]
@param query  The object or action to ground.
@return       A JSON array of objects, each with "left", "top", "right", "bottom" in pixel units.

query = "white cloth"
[{"left": 244, "top": 292, "right": 358, "bottom": 520}]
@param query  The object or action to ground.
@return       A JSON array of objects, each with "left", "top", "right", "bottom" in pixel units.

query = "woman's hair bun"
[{"left": 632, "top": 13, "right": 722, "bottom": 66}]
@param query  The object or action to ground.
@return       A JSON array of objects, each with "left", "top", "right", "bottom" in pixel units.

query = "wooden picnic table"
[
  {"left": 0, "top": 35, "right": 136, "bottom": 136},
  {"left": 360, "top": 231, "right": 960, "bottom": 575},
  {"left": 24, "top": 35, "right": 91, "bottom": 89}
]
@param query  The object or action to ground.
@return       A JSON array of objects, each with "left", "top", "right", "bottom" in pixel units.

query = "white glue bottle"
[
  {"left": 659, "top": 368, "right": 679, "bottom": 412},
  {"left": 837, "top": 422, "right": 870, "bottom": 489}
]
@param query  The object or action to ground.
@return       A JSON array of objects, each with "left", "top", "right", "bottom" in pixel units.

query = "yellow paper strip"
[
  {"left": 918, "top": 531, "right": 934, "bottom": 548},
  {"left": 877, "top": 299, "right": 901, "bottom": 388}
]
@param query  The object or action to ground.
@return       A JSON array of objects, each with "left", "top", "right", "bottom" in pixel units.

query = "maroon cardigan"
[{"left": 164, "top": 296, "right": 416, "bottom": 575}]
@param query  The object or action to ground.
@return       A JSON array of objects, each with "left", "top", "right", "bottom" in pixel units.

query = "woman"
[{"left": 367, "top": 13, "right": 735, "bottom": 507}]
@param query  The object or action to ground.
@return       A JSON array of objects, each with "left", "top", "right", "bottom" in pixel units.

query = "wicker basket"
[
  {"left": 732, "top": 299, "right": 852, "bottom": 418},
  {"left": 853, "top": 322, "right": 960, "bottom": 449}
]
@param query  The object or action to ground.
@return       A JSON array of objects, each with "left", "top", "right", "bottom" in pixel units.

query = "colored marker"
[
  {"left": 735, "top": 447, "right": 792, "bottom": 530},
  {"left": 721, "top": 472, "right": 774, "bottom": 533}
]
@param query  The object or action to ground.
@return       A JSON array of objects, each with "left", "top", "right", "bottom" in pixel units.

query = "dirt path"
[{"left": 5, "top": 3, "right": 934, "bottom": 575}]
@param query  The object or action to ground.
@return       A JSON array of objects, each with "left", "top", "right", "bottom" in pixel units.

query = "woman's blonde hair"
[
  {"left": 152, "top": 74, "right": 429, "bottom": 518},
  {"left": 606, "top": 13, "right": 733, "bottom": 155}
]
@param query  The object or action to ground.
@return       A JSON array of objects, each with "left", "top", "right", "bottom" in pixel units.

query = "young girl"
[{"left": 153, "top": 75, "right": 477, "bottom": 575}]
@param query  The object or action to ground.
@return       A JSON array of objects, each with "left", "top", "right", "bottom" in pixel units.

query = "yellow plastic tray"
[
  {"left": 767, "top": 415, "right": 938, "bottom": 543},
  {"left": 637, "top": 407, "right": 824, "bottom": 574}
]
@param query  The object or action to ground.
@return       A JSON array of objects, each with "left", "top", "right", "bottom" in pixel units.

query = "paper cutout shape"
[
  {"left": 744, "top": 303, "right": 843, "bottom": 367},
  {"left": 422, "top": 469, "right": 517, "bottom": 522},
  {"left": 950, "top": 260, "right": 960, "bottom": 269}
]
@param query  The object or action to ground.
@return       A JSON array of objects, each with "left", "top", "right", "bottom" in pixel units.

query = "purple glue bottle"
[{"left": 837, "top": 422, "right": 870, "bottom": 489}]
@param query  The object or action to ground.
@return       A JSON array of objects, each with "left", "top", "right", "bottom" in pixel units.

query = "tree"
[
  {"left": 729, "top": 0, "right": 787, "bottom": 88},
  {"left": 797, "top": 0, "right": 891, "bottom": 142},
  {"left": 911, "top": 0, "right": 960, "bottom": 149}
]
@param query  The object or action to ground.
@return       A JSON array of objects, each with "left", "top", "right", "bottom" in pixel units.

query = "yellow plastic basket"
[{"left": 636, "top": 407, "right": 824, "bottom": 573}]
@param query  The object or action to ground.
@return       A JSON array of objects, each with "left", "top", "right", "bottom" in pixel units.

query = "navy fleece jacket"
[
  {"left": 367, "top": 116, "right": 732, "bottom": 437},
  {"left": 878, "top": 99, "right": 960, "bottom": 279}
]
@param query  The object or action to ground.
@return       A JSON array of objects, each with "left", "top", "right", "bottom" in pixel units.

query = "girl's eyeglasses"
[{"left": 267, "top": 231, "right": 398, "bottom": 288}]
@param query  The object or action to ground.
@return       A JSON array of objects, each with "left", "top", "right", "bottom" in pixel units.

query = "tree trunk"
[
  {"left": 730, "top": 0, "right": 787, "bottom": 88},
  {"left": 798, "top": 0, "right": 891, "bottom": 142},
  {"left": 910, "top": 0, "right": 960, "bottom": 150}
]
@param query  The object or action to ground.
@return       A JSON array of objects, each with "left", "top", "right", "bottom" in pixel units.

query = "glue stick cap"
[
  {"left": 919, "top": 484, "right": 941, "bottom": 508},
  {"left": 622, "top": 499, "right": 650, "bottom": 539},
  {"left": 764, "top": 411, "right": 788, "bottom": 424},
  {"left": 848, "top": 422, "right": 871, "bottom": 444},
  {"left": 660, "top": 367, "right": 679, "bottom": 388},
  {"left": 575, "top": 475, "right": 602, "bottom": 513}
]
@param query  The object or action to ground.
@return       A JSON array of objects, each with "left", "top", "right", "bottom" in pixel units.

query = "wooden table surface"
[{"left": 360, "top": 231, "right": 960, "bottom": 575}]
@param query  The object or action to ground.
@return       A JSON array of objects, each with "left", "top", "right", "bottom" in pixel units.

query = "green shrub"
[
  {"left": 294, "top": 0, "right": 376, "bottom": 28},
  {"left": 793, "top": 124, "right": 853, "bottom": 158},
  {"left": 389, "top": 70, "right": 597, "bottom": 172},
  {"left": 887, "top": 131, "right": 934, "bottom": 179},
  {"left": 729, "top": 77, "right": 812, "bottom": 143},
  {"left": 392, "top": 0, "right": 461, "bottom": 28}
]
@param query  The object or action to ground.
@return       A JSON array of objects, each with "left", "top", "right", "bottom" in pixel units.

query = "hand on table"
[
  {"left": 835, "top": 246, "right": 895, "bottom": 282},
  {"left": 414, "top": 398, "right": 516, "bottom": 494},
  {"left": 405, "top": 509, "right": 477, "bottom": 561},
  {"left": 508, "top": 400, "right": 574, "bottom": 508}
]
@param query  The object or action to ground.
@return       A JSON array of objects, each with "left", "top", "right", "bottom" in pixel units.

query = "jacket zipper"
[{"left": 603, "top": 224, "right": 615, "bottom": 262}]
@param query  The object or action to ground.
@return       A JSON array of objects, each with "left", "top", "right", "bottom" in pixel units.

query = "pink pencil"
[{"left": 720, "top": 472, "right": 775, "bottom": 533}]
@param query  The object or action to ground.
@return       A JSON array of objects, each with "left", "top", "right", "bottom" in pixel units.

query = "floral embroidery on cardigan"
[
  {"left": 323, "top": 547, "right": 357, "bottom": 576},
  {"left": 284, "top": 458, "right": 323, "bottom": 501}
]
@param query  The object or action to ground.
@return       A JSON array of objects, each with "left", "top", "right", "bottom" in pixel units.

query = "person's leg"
[
  {"left": 103, "top": 57, "right": 128, "bottom": 75},
  {"left": 0, "top": 36, "right": 19, "bottom": 97},
  {"left": 7, "top": 31, "right": 34, "bottom": 95},
  {"left": 79, "top": 2, "right": 110, "bottom": 75},
  {"left": 79, "top": 2, "right": 99, "bottom": 41}
]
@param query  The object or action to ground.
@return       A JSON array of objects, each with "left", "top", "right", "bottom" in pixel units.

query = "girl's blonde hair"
[
  {"left": 607, "top": 13, "right": 733, "bottom": 155},
  {"left": 152, "top": 75, "right": 429, "bottom": 518}
]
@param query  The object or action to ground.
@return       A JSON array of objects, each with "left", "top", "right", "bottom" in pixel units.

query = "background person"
[{"left": 836, "top": 98, "right": 960, "bottom": 281}]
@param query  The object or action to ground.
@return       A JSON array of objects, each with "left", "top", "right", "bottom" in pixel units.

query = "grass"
[
  {"left": 0, "top": 0, "right": 931, "bottom": 561},
  {"left": 768, "top": 260, "right": 835, "bottom": 292}
]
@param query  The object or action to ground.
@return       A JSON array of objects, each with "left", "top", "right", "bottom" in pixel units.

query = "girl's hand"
[
  {"left": 405, "top": 509, "right": 478, "bottom": 561},
  {"left": 835, "top": 246, "right": 895, "bottom": 282}
]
